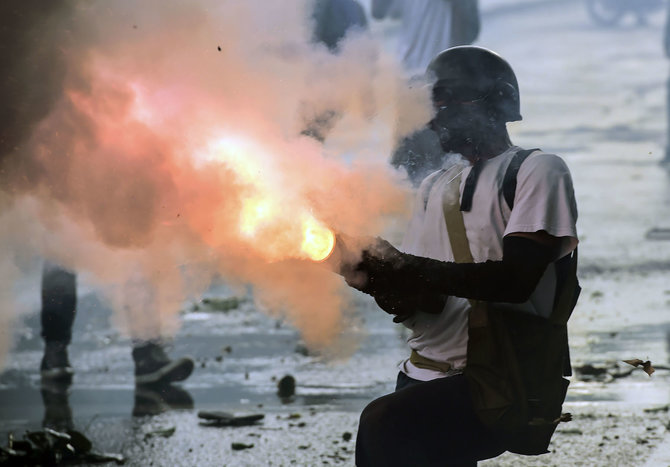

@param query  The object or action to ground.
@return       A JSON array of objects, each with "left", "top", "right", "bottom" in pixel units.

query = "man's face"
[{"left": 429, "top": 101, "right": 492, "bottom": 154}]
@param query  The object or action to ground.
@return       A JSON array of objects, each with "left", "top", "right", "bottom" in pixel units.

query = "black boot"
[
  {"left": 132, "top": 342, "right": 194, "bottom": 385},
  {"left": 40, "top": 341, "right": 74, "bottom": 382}
]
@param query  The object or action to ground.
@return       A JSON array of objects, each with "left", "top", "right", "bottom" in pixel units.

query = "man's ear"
[{"left": 487, "top": 81, "right": 518, "bottom": 122}]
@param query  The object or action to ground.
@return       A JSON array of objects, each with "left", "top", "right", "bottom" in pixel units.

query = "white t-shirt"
[
  {"left": 398, "top": 146, "right": 578, "bottom": 381},
  {"left": 397, "top": 0, "right": 452, "bottom": 73}
]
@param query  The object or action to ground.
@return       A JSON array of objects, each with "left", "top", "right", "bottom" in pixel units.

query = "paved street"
[{"left": 2, "top": 1, "right": 670, "bottom": 466}]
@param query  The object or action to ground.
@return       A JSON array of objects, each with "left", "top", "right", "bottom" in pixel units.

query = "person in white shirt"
[
  {"left": 338, "top": 46, "right": 578, "bottom": 466},
  {"left": 385, "top": 0, "right": 480, "bottom": 74},
  {"left": 384, "top": 0, "right": 481, "bottom": 186},
  {"left": 664, "top": 1, "right": 670, "bottom": 164},
  {"left": 397, "top": 0, "right": 454, "bottom": 73}
]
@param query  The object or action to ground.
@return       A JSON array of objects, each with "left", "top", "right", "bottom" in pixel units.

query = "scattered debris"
[
  {"left": 573, "top": 362, "right": 632, "bottom": 381},
  {"left": 571, "top": 360, "right": 668, "bottom": 381},
  {"left": 277, "top": 375, "right": 296, "bottom": 398},
  {"left": 198, "top": 410, "right": 264, "bottom": 427},
  {"left": 643, "top": 405, "right": 669, "bottom": 413},
  {"left": 342, "top": 432, "right": 352, "bottom": 442},
  {"left": 574, "top": 363, "right": 610, "bottom": 378},
  {"left": 231, "top": 442, "right": 254, "bottom": 451},
  {"left": 294, "top": 343, "right": 310, "bottom": 356},
  {"left": 0, "top": 428, "right": 125, "bottom": 465},
  {"left": 554, "top": 413, "right": 573, "bottom": 423},
  {"left": 622, "top": 359, "right": 655, "bottom": 376},
  {"left": 199, "top": 297, "right": 243, "bottom": 312},
  {"left": 85, "top": 452, "right": 126, "bottom": 464},
  {"left": 645, "top": 227, "right": 670, "bottom": 241},
  {"left": 143, "top": 426, "right": 176, "bottom": 440}
]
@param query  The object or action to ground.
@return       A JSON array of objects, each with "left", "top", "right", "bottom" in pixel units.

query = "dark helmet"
[{"left": 426, "top": 46, "right": 522, "bottom": 122}]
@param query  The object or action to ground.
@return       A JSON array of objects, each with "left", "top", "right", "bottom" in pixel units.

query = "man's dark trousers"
[{"left": 355, "top": 372, "right": 505, "bottom": 466}]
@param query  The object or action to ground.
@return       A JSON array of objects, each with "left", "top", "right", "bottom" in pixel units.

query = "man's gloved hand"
[
  {"left": 374, "top": 290, "right": 448, "bottom": 323},
  {"left": 374, "top": 292, "right": 414, "bottom": 323},
  {"left": 338, "top": 237, "right": 449, "bottom": 322},
  {"left": 339, "top": 234, "right": 559, "bottom": 311},
  {"left": 340, "top": 237, "right": 406, "bottom": 297}
]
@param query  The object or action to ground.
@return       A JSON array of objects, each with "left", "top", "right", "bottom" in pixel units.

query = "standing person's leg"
[
  {"left": 665, "top": 73, "right": 670, "bottom": 164},
  {"left": 40, "top": 262, "right": 77, "bottom": 380},
  {"left": 124, "top": 271, "right": 194, "bottom": 385},
  {"left": 41, "top": 380, "right": 74, "bottom": 431},
  {"left": 355, "top": 374, "right": 505, "bottom": 467}
]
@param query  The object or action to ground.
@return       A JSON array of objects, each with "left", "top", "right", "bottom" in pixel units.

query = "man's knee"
[
  {"left": 358, "top": 396, "right": 386, "bottom": 436},
  {"left": 356, "top": 395, "right": 399, "bottom": 466},
  {"left": 357, "top": 392, "right": 404, "bottom": 453}
]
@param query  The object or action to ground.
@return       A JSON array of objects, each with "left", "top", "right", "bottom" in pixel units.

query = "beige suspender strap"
[
  {"left": 409, "top": 349, "right": 453, "bottom": 373},
  {"left": 408, "top": 166, "right": 485, "bottom": 373},
  {"left": 407, "top": 168, "right": 466, "bottom": 373},
  {"left": 441, "top": 169, "right": 473, "bottom": 265},
  {"left": 440, "top": 166, "right": 488, "bottom": 328}
]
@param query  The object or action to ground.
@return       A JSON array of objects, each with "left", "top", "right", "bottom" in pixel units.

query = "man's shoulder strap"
[{"left": 502, "top": 148, "right": 540, "bottom": 210}]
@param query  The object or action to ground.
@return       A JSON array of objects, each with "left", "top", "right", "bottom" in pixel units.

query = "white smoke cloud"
[{"left": 0, "top": 0, "right": 433, "bottom": 364}]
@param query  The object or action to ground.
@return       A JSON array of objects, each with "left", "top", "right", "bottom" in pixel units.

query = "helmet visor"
[{"left": 431, "top": 80, "right": 491, "bottom": 109}]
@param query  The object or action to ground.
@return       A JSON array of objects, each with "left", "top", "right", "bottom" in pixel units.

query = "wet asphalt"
[{"left": 3, "top": 0, "right": 670, "bottom": 465}]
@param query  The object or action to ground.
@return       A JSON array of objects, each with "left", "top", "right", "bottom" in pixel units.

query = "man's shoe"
[
  {"left": 40, "top": 341, "right": 74, "bottom": 382},
  {"left": 132, "top": 383, "right": 194, "bottom": 417},
  {"left": 132, "top": 342, "right": 194, "bottom": 385}
]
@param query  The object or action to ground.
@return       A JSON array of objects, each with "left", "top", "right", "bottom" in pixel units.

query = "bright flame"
[
  {"left": 301, "top": 217, "right": 335, "bottom": 262},
  {"left": 240, "top": 196, "right": 273, "bottom": 237},
  {"left": 205, "top": 135, "right": 335, "bottom": 262}
]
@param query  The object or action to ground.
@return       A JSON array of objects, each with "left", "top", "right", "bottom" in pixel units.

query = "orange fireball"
[
  {"left": 301, "top": 217, "right": 335, "bottom": 262},
  {"left": 206, "top": 136, "right": 335, "bottom": 262}
]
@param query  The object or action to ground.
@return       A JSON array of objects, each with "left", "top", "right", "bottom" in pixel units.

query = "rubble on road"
[
  {"left": 0, "top": 428, "right": 125, "bottom": 465},
  {"left": 197, "top": 410, "right": 264, "bottom": 427}
]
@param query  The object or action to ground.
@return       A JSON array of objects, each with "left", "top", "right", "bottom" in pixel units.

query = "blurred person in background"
[
  {"left": 664, "top": 0, "right": 670, "bottom": 165},
  {"left": 0, "top": 2, "right": 195, "bottom": 390},
  {"left": 377, "top": 0, "right": 481, "bottom": 187},
  {"left": 301, "top": 0, "right": 369, "bottom": 142},
  {"left": 373, "top": 0, "right": 480, "bottom": 74},
  {"left": 40, "top": 263, "right": 195, "bottom": 387},
  {"left": 0, "top": 0, "right": 194, "bottom": 430},
  {"left": 312, "top": 0, "right": 368, "bottom": 52},
  {"left": 371, "top": 0, "right": 403, "bottom": 20}
]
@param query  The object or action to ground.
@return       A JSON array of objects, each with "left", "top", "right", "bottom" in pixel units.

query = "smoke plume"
[{"left": 0, "top": 0, "right": 433, "bottom": 364}]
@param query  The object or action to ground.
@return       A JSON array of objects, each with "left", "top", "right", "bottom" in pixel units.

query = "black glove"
[
  {"left": 374, "top": 290, "right": 448, "bottom": 323},
  {"left": 340, "top": 237, "right": 405, "bottom": 296},
  {"left": 340, "top": 238, "right": 448, "bottom": 322},
  {"left": 344, "top": 235, "right": 556, "bottom": 304}
]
